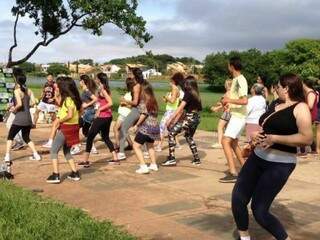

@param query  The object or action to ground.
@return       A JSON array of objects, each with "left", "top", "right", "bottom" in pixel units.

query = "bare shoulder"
[{"left": 294, "top": 102, "right": 310, "bottom": 116}]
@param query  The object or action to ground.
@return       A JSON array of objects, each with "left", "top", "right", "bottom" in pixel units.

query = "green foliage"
[
  {"left": 73, "top": 59, "right": 94, "bottom": 65},
  {"left": 18, "top": 62, "right": 36, "bottom": 73},
  {"left": 0, "top": 181, "right": 136, "bottom": 240},
  {"left": 47, "top": 63, "right": 70, "bottom": 76},
  {"left": 203, "top": 39, "right": 320, "bottom": 90}
]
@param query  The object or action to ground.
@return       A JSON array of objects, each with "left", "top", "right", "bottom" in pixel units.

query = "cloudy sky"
[{"left": 1, "top": 0, "right": 320, "bottom": 63}]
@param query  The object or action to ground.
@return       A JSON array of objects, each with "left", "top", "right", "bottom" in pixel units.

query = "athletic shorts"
[
  {"left": 224, "top": 115, "right": 246, "bottom": 139},
  {"left": 134, "top": 131, "right": 155, "bottom": 145},
  {"left": 37, "top": 101, "right": 56, "bottom": 113}
]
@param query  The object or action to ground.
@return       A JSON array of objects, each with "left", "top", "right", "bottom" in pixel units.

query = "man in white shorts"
[
  {"left": 33, "top": 74, "right": 56, "bottom": 127},
  {"left": 220, "top": 57, "right": 248, "bottom": 183}
]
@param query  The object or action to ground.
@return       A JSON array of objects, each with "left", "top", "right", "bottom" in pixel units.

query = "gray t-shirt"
[{"left": 81, "top": 90, "right": 94, "bottom": 109}]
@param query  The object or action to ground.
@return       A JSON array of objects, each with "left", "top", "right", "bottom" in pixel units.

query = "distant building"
[
  {"left": 41, "top": 64, "right": 50, "bottom": 73},
  {"left": 143, "top": 68, "right": 162, "bottom": 79},
  {"left": 100, "top": 64, "right": 121, "bottom": 78},
  {"left": 68, "top": 63, "right": 95, "bottom": 74},
  {"left": 166, "top": 62, "right": 189, "bottom": 74}
]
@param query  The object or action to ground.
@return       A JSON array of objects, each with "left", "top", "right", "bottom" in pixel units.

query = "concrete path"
[{"left": 0, "top": 123, "right": 319, "bottom": 240}]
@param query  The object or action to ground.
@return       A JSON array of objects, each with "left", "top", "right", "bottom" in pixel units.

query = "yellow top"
[
  {"left": 57, "top": 97, "right": 79, "bottom": 124},
  {"left": 229, "top": 74, "right": 248, "bottom": 118}
]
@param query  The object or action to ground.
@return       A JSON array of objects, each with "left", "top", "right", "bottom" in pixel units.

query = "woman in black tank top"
[{"left": 232, "top": 74, "right": 313, "bottom": 240}]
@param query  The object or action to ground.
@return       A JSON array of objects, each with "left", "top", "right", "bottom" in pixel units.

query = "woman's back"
[{"left": 13, "top": 89, "right": 32, "bottom": 126}]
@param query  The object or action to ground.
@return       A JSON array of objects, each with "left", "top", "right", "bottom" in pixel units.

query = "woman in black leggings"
[{"left": 232, "top": 74, "right": 313, "bottom": 240}]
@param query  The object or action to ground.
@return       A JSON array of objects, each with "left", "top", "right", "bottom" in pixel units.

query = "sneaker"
[
  {"left": 211, "top": 143, "right": 222, "bottom": 149},
  {"left": 29, "top": 153, "right": 41, "bottom": 161},
  {"left": 67, "top": 171, "right": 81, "bottom": 181},
  {"left": 46, "top": 173, "right": 61, "bottom": 184},
  {"left": 143, "top": 151, "right": 150, "bottom": 159},
  {"left": 148, "top": 163, "right": 159, "bottom": 171},
  {"left": 124, "top": 145, "right": 133, "bottom": 151},
  {"left": 4, "top": 154, "right": 10, "bottom": 163},
  {"left": 71, "top": 145, "right": 81, "bottom": 155},
  {"left": 78, "top": 161, "right": 90, "bottom": 168},
  {"left": 219, "top": 173, "right": 238, "bottom": 183},
  {"left": 91, "top": 145, "right": 98, "bottom": 154},
  {"left": 42, "top": 141, "right": 52, "bottom": 148},
  {"left": 135, "top": 165, "right": 150, "bottom": 174},
  {"left": 117, "top": 152, "right": 126, "bottom": 160},
  {"left": 192, "top": 159, "right": 201, "bottom": 165},
  {"left": 161, "top": 157, "right": 177, "bottom": 166},
  {"left": 11, "top": 142, "right": 25, "bottom": 151}
]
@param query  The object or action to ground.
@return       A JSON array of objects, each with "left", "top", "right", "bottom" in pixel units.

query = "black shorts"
[{"left": 134, "top": 132, "right": 155, "bottom": 145}]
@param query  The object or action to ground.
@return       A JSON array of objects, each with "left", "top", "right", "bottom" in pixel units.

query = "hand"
[
  {"left": 95, "top": 109, "right": 100, "bottom": 118},
  {"left": 162, "top": 96, "right": 167, "bottom": 102},
  {"left": 130, "top": 125, "right": 138, "bottom": 133},
  {"left": 82, "top": 103, "right": 88, "bottom": 109},
  {"left": 9, "top": 106, "right": 15, "bottom": 112},
  {"left": 221, "top": 97, "right": 230, "bottom": 105},
  {"left": 48, "top": 98, "right": 54, "bottom": 103},
  {"left": 210, "top": 106, "right": 218, "bottom": 112},
  {"left": 255, "top": 133, "right": 273, "bottom": 149}
]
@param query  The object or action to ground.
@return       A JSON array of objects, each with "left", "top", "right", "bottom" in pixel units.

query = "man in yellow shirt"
[{"left": 220, "top": 57, "right": 248, "bottom": 183}]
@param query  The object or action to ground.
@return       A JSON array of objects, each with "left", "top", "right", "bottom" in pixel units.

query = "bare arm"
[
  {"left": 166, "top": 101, "right": 186, "bottom": 127},
  {"left": 222, "top": 96, "right": 248, "bottom": 105},
  {"left": 306, "top": 92, "right": 316, "bottom": 110},
  {"left": 123, "top": 84, "right": 140, "bottom": 107},
  {"left": 258, "top": 103, "right": 313, "bottom": 148},
  {"left": 28, "top": 89, "right": 36, "bottom": 107},
  {"left": 83, "top": 93, "right": 97, "bottom": 109},
  {"left": 11, "top": 89, "right": 22, "bottom": 112},
  {"left": 165, "top": 87, "right": 178, "bottom": 104}
]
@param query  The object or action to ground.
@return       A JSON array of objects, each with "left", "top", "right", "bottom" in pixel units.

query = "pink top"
[{"left": 98, "top": 96, "right": 112, "bottom": 118}]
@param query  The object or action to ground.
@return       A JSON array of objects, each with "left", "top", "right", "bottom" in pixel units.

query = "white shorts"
[
  {"left": 37, "top": 101, "right": 56, "bottom": 113},
  {"left": 224, "top": 115, "right": 246, "bottom": 139}
]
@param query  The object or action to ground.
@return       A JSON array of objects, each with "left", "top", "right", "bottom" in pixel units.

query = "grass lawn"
[
  {"left": 0, "top": 181, "right": 136, "bottom": 240},
  {"left": 30, "top": 86, "right": 222, "bottom": 132}
]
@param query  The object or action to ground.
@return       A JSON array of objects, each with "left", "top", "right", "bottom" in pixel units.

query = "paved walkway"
[{"left": 0, "top": 123, "right": 319, "bottom": 240}]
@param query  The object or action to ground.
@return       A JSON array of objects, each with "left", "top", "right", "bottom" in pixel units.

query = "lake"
[{"left": 27, "top": 76, "right": 209, "bottom": 90}]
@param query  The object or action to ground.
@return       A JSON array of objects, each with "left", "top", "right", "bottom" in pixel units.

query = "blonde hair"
[{"left": 224, "top": 79, "right": 232, "bottom": 91}]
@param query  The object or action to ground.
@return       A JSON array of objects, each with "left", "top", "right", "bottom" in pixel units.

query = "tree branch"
[
  {"left": 7, "top": 12, "right": 20, "bottom": 65},
  {"left": 7, "top": 13, "right": 89, "bottom": 67}
]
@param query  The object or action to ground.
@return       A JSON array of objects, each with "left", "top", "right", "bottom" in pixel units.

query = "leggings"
[
  {"left": 119, "top": 107, "right": 140, "bottom": 153},
  {"left": 168, "top": 112, "right": 200, "bottom": 161},
  {"left": 232, "top": 152, "right": 295, "bottom": 240},
  {"left": 7, "top": 124, "right": 31, "bottom": 143},
  {"left": 50, "top": 130, "right": 72, "bottom": 160},
  {"left": 86, "top": 117, "right": 114, "bottom": 153},
  {"left": 79, "top": 117, "right": 92, "bottom": 137}
]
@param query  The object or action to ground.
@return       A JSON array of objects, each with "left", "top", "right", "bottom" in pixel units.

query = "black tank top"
[{"left": 259, "top": 103, "right": 299, "bottom": 154}]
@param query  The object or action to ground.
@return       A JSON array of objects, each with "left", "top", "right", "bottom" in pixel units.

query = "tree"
[
  {"left": 73, "top": 59, "right": 94, "bottom": 65},
  {"left": 47, "top": 63, "right": 70, "bottom": 76},
  {"left": 7, "top": 0, "right": 152, "bottom": 68},
  {"left": 18, "top": 62, "right": 36, "bottom": 73}
]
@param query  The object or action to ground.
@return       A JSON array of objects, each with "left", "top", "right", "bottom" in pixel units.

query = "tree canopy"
[
  {"left": 203, "top": 39, "right": 320, "bottom": 89},
  {"left": 7, "top": 0, "right": 152, "bottom": 67}
]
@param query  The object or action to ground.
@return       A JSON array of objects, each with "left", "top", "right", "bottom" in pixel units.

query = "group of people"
[
  {"left": 3, "top": 67, "right": 203, "bottom": 181},
  {"left": 3, "top": 56, "right": 316, "bottom": 240}
]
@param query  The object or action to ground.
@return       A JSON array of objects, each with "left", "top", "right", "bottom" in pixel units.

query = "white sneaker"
[
  {"left": 42, "top": 141, "right": 52, "bottom": 148},
  {"left": 71, "top": 145, "right": 81, "bottom": 155},
  {"left": 143, "top": 151, "right": 150, "bottom": 159},
  {"left": 29, "top": 153, "right": 41, "bottom": 161},
  {"left": 4, "top": 154, "right": 10, "bottom": 162},
  {"left": 135, "top": 165, "right": 150, "bottom": 174},
  {"left": 117, "top": 152, "right": 126, "bottom": 160},
  {"left": 148, "top": 163, "right": 159, "bottom": 171},
  {"left": 91, "top": 145, "right": 98, "bottom": 154}
]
